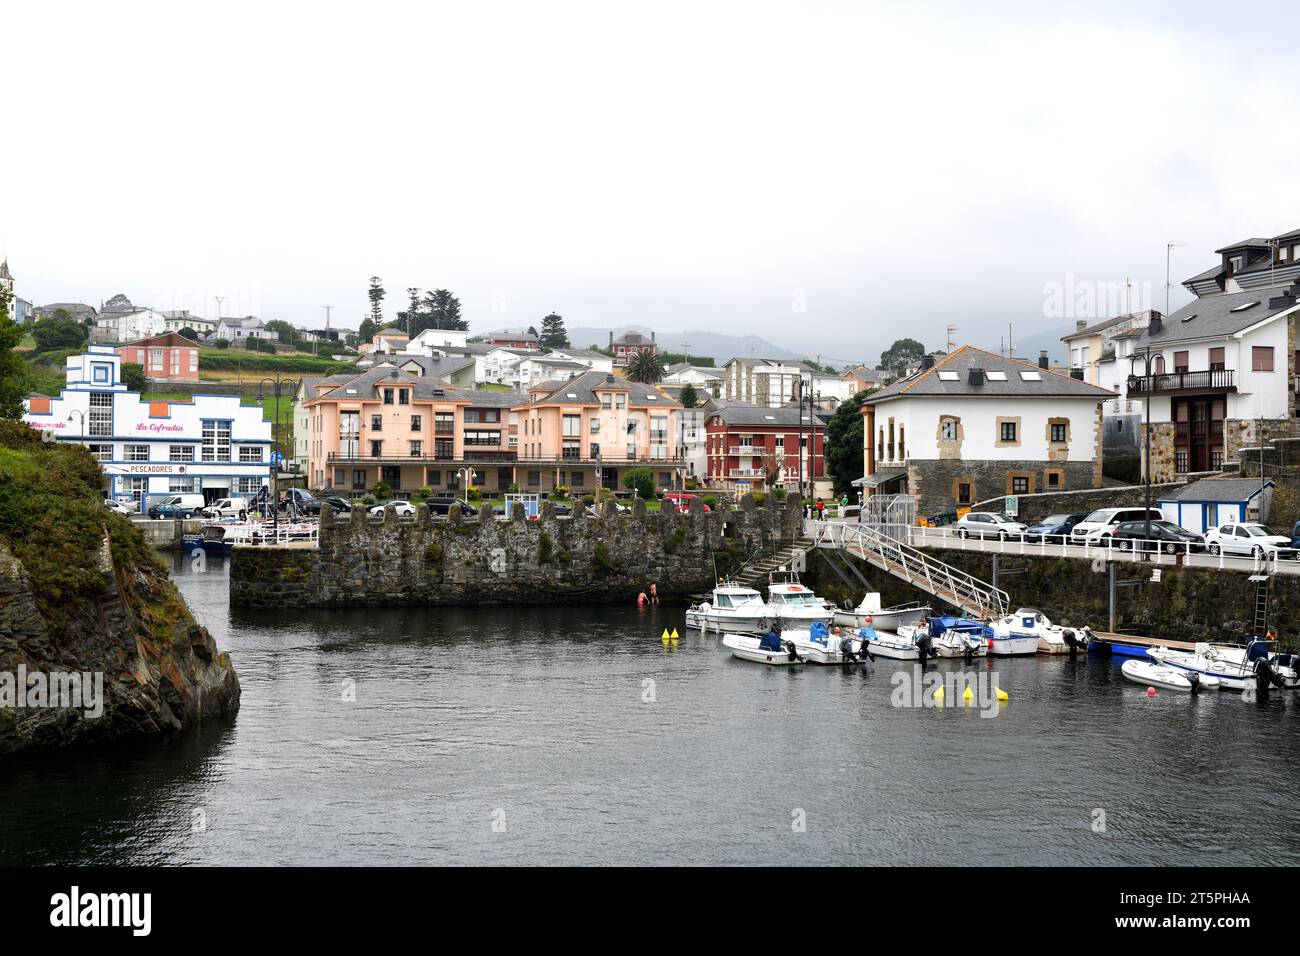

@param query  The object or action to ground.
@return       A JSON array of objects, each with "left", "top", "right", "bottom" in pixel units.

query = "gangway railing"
[{"left": 811, "top": 519, "right": 1009, "bottom": 619}]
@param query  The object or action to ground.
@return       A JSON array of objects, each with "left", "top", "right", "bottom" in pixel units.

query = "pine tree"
[
  {"left": 367, "top": 277, "right": 385, "bottom": 327},
  {"left": 539, "top": 312, "right": 569, "bottom": 349},
  {"left": 422, "top": 289, "right": 467, "bottom": 331},
  {"left": 397, "top": 287, "right": 422, "bottom": 335}
]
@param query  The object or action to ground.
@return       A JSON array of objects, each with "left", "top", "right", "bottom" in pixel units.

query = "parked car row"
[{"left": 952, "top": 506, "right": 1297, "bottom": 559}]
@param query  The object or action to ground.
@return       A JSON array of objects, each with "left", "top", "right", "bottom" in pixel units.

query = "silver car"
[{"left": 954, "top": 512, "right": 1028, "bottom": 540}]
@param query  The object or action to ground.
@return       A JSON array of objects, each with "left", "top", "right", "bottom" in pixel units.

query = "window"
[
  {"left": 169, "top": 444, "right": 195, "bottom": 462},
  {"left": 353, "top": 470, "right": 367, "bottom": 490},
  {"left": 189, "top": 351, "right": 198, "bottom": 372},
  {"left": 527, "top": 470, "right": 541, "bottom": 487},
  {"left": 169, "top": 477, "right": 201, "bottom": 493},
  {"left": 957, "top": 482, "right": 972, "bottom": 504},
  {"left": 464, "top": 430, "right": 501, "bottom": 446},
  {"left": 410, "top": 440, "right": 423, "bottom": 457},
  {"left": 239, "top": 446, "right": 264, "bottom": 463},
  {"left": 335, "top": 469, "right": 346, "bottom": 486},
  {"left": 398, "top": 389, "right": 409, "bottom": 405},
  {"left": 563, "top": 415, "right": 581, "bottom": 437},
  {"left": 125, "top": 444, "right": 149, "bottom": 462},
  {"left": 1152, "top": 355, "right": 1165, "bottom": 375},
  {"left": 383, "top": 388, "right": 394, "bottom": 405},
  {"left": 1012, "top": 476, "right": 1029, "bottom": 494},
  {"left": 89, "top": 444, "right": 113, "bottom": 461},
  {"left": 371, "top": 414, "right": 383, "bottom": 431},
  {"left": 1174, "top": 351, "right": 1189, "bottom": 374},
  {"left": 1209, "top": 347, "right": 1225, "bottom": 371},
  {"left": 570, "top": 471, "right": 584, "bottom": 486},
  {"left": 435, "top": 412, "right": 454, "bottom": 434},
  {"left": 1000, "top": 421, "right": 1017, "bottom": 442},
  {"left": 600, "top": 392, "right": 612, "bottom": 409},
  {"left": 615, "top": 394, "right": 626, "bottom": 409},
  {"left": 1047, "top": 471, "right": 1061, "bottom": 487},
  {"left": 370, "top": 440, "right": 383, "bottom": 458},
  {"left": 409, "top": 415, "right": 422, "bottom": 432},
  {"left": 201, "top": 420, "right": 231, "bottom": 462},
  {"left": 1050, "top": 423, "right": 1067, "bottom": 443},
  {"left": 1252, "top": 346, "right": 1275, "bottom": 372},
  {"left": 89, "top": 392, "right": 112, "bottom": 437},
  {"left": 236, "top": 477, "right": 262, "bottom": 495},
  {"left": 589, "top": 416, "right": 600, "bottom": 433},
  {"left": 940, "top": 419, "right": 958, "bottom": 441}
]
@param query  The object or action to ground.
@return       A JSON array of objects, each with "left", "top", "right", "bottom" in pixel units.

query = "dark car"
[
  {"left": 1111, "top": 519, "right": 1204, "bottom": 553},
  {"left": 425, "top": 496, "right": 479, "bottom": 517},
  {"left": 1023, "top": 513, "right": 1087, "bottom": 543},
  {"left": 280, "top": 487, "right": 322, "bottom": 515},
  {"left": 317, "top": 495, "right": 353, "bottom": 513}
]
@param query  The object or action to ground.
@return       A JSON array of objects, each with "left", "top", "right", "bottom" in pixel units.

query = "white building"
[
  {"left": 663, "top": 363, "right": 724, "bottom": 395},
  {"left": 723, "top": 356, "right": 805, "bottom": 407},
  {"left": 160, "top": 311, "right": 218, "bottom": 336},
  {"left": 404, "top": 327, "right": 470, "bottom": 353},
  {"left": 547, "top": 347, "right": 615, "bottom": 375},
  {"left": 22, "top": 347, "right": 274, "bottom": 510},
  {"left": 214, "top": 316, "right": 279, "bottom": 342},
  {"left": 859, "top": 346, "right": 1113, "bottom": 516},
  {"left": 482, "top": 346, "right": 535, "bottom": 384},
  {"left": 91, "top": 307, "right": 168, "bottom": 343},
  {"left": 508, "top": 355, "right": 590, "bottom": 389}
]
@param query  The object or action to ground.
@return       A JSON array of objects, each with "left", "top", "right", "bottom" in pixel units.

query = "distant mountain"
[
  {"left": 499, "top": 324, "right": 811, "bottom": 365},
  {"left": 1001, "top": 322, "right": 1076, "bottom": 368}
]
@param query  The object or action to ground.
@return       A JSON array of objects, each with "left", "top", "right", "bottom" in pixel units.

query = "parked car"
[
  {"left": 1070, "top": 507, "right": 1164, "bottom": 544},
  {"left": 202, "top": 497, "right": 250, "bottom": 519},
  {"left": 281, "top": 487, "right": 322, "bottom": 514},
  {"left": 104, "top": 498, "right": 133, "bottom": 516},
  {"left": 1111, "top": 520, "right": 1204, "bottom": 553},
  {"left": 424, "top": 496, "right": 479, "bottom": 517},
  {"left": 368, "top": 499, "right": 417, "bottom": 517},
  {"left": 1023, "top": 513, "right": 1087, "bottom": 542},
  {"left": 662, "top": 492, "right": 711, "bottom": 514},
  {"left": 953, "top": 512, "right": 1027, "bottom": 540},
  {"left": 316, "top": 495, "right": 353, "bottom": 513},
  {"left": 1293, "top": 521, "right": 1300, "bottom": 551},
  {"left": 1203, "top": 522, "right": 1294, "bottom": 559},
  {"left": 148, "top": 494, "right": 206, "bottom": 519}
]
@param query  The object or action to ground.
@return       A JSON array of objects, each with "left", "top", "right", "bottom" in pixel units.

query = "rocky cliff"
[{"left": 0, "top": 422, "right": 239, "bottom": 758}]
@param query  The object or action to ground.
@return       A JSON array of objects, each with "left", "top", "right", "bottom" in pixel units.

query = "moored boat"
[
  {"left": 990, "top": 608, "right": 1089, "bottom": 656},
  {"left": 924, "top": 617, "right": 990, "bottom": 659},
  {"left": 1121, "top": 659, "right": 1220, "bottom": 692},
  {"left": 861, "top": 625, "right": 930, "bottom": 661},
  {"left": 722, "top": 631, "right": 805, "bottom": 665},
  {"left": 685, "top": 585, "right": 771, "bottom": 634},
  {"left": 765, "top": 570, "right": 834, "bottom": 628},
  {"left": 832, "top": 592, "right": 930, "bottom": 631},
  {"left": 1146, "top": 640, "right": 1300, "bottom": 691},
  {"left": 787, "top": 622, "right": 870, "bottom": 665}
]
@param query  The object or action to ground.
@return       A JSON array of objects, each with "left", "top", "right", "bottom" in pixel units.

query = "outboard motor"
[
  {"left": 782, "top": 640, "right": 803, "bottom": 663},
  {"left": 914, "top": 632, "right": 934, "bottom": 665},
  {"left": 1186, "top": 672, "right": 1202, "bottom": 694},
  {"left": 1255, "top": 657, "right": 1285, "bottom": 695}
]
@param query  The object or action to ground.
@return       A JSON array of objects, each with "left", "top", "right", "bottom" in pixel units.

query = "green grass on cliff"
[{"left": 0, "top": 420, "right": 177, "bottom": 638}]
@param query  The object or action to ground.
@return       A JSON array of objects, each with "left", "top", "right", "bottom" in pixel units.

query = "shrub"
[
  {"left": 752, "top": 491, "right": 768, "bottom": 505},
  {"left": 622, "top": 467, "right": 655, "bottom": 500},
  {"left": 538, "top": 532, "right": 554, "bottom": 564},
  {"left": 507, "top": 483, "right": 520, "bottom": 494},
  {"left": 773, "top": 487, "right": 787, "bottom": 502},
  {"left": 551, "top": 485, "right": 570, "bottom": 500},
  {"left": 593, "top": 542, "right": 613, "bottom": 572},
  {"left": 702, "top": 494, "right": 718, "bottom": 510},
  {"left": 212, "top": 338, "right": 230, "bottom": 349},
  {"left": 371, "top": 480, "right": 391, "bottom": 499},
  {"left": 582, "top": 494, "right": 596, "bottom": 507},
  {"left": 361, "top": 494, "right": 377, "bottom": 506},
  {"left": 465, "top": 486, "right": 482, "bottom": 501}
]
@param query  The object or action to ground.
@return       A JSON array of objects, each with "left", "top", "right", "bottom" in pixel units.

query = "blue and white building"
[{"left": 22, "top": 347, "right": 274, "bottom": 510}]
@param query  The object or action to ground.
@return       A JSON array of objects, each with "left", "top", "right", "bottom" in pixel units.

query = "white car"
[
  {"left": 202, "top": 497, "right": 250, "bottom": 519},
  {"left": 954, "top": 512, "right": 1027, "bottom": 540},
  {"left": 1070, "top": 507, "right": 1164, "bottom": 544},
  {"left": 104, "top": 498, "right": 133, "bottom": 515},
  {"left": 368, "top": 499, "right": 416, "bottom": 517},
  {"left": 1203, "top": 522, "right": 1293, "bottom": 559}
]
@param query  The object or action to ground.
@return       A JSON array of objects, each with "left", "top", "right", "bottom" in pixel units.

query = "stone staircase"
[{"left": 724, "top": 537, "right": 815, "bottom": 590}]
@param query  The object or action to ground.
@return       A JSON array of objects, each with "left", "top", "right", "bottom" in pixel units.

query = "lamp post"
[
  {"left": 66, "top": 409, "right": 85, "bottom": 440},
  {"left": 1133, "top": 345, "right": 1155, "bottom": 544},
  {"left": 257, "top": 373, "right": 299, "bottom": 536}
]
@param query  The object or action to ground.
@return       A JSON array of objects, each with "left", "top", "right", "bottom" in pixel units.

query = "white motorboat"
[
  {"left": 685, "top": 585, "right": 771, "bottom": 634},
  {"left": 931, "top": 627, "right": 988, "bottom": 659},
  {"left": 1121, "top": 659, "right": 1221, "bottom": 693},
  {"left": 722, "top": 632, "right": 805, "bottom": 665},
  {"left": 832, "top": 592, "right": 930, "bottom": 631},
  {"left": 859, "top": 625, "right": 928, "bottom": 661},
  {"left": 765, "top": 570, "right": 834, "bottom": 628},
  {"left": 1146, "top": 640, "right": 1300, "bottom": 692},
  {"left": 786, "top": 623, "right": 869, "bottom": 665},
  {"left": 990, "top": 608, "right": 1090, "bottom": 656}
]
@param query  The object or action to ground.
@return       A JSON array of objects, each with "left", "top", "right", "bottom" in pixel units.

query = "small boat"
[
  {"left": 1146, "top": 640, "right": 1300, "bottom": 692},
  {"left": 990, "top": 608, "right": 1090, "bottom": 656},
  {"left": 1121, "top": 659, "right": 1221, "bottom": 693},
  {"left": 183, "top": 523, "right": 232, "bottom": 557},
  {"left": 924, "top": 618, "right": 990, "bottom": 659},
  {"left": 787, "top": 622, "right": 869, "bottom": 665},
  {"left": 832, "top": 592, "right": 930, "bottom": 631},
  {"left": 765, "top": 570, "right": 834, "bottom": 628},
  {"left": 685, "top": 585, "right": 772, "bottom": 634},
  {"left": 722, "top": 631, "right": 805, "bottom": 666},
  {"left": 860, "top": 625, "right": 930, "bottom": 661}
]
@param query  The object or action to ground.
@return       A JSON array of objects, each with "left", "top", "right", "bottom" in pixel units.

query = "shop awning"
[{"left": 853, "top": 469, "right": 907, "bottom": 488}]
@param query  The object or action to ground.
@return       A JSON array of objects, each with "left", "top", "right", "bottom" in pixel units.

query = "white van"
[
  {"left": 147, "top": 494, "right": 207, "bottom": 519},
  {"left": 1070, "top": 507, "right": 1164, "bottom": 543},
  {"left": 202, "top": 497, "right": 250, "bottom": 519}
]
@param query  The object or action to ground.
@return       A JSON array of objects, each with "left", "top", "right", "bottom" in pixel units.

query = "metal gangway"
[{"left": 811, "top": 519, "right": 1009, "bottom": 619}]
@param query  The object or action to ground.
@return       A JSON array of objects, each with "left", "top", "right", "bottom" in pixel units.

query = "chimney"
[
  {"left": 920, "top": 355, "right": 935, "bottom": 370},
  {"left": 608, "top": 331, "right": 613, "bottom": 349},
  {"left": 1148, "top": 315, "right": 1163, "bottom": 336},
  {"left": 1038, "top": 350, "right": 1049, "bottom": 370},
  {"left": 1070, "top": 368, "right": 1084, "bottom": 380},
  {"left": 968, "top": 368, "right": 985, "bottom": 386},
  {"left": 1075, "top": 319, "right": 1087, "bottom": 332},
  {"left": 651, "top": 330, "right": 655, "bottom": 342}
]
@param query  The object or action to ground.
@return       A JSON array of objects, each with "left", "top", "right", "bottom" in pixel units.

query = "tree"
[
  {"left": 264, "top": 319, "right": 298, "bottom": 345},
  {"left": 624, "top": 350, "right": 665, "bottom": 384},
  {"left": 0, "top": 284, "right": 24, "bottom": 418},
  {"left": 420, "top": 289, "right": 466, "bottom": 332},
  {"left": 678, "top": 382, "right": 698, "bottom": 408},
  {"left": 33, "top": 316, "right": 88, "bottom": 352},
  {"left": 879, "top": 338, "right": 926, "bottom": 375},
  {"left": 760, "top": 449, "right": 783, "bottom": 488},
  {"left": 527, "top": 325, "right": 539, "bottom": 338},
  {"left": 358, "top": 317, "right": 376, "bottom": 344},
  {"left": 179, "top": 327, "right": 199, "bottom": 341},
  {"left": 120, "top": 362, "right": 146, "bottom": 392},
  {"left": 622, "top": 466, "right": 656, "bottom": 499},
  {"left": 539, "top": 312, "right": 569, "bottom": 349},
  {"left": 397, "top": 287, "right": 422, "bottom": 335},
  {"left": 212, "top": 338, "right": 230, "bottom": 349},
  {"left": 825, "top": 388, "right": 873, "bottom": 495},
  {"left": 367, "top": 276, "right": 385, "bottom": 328}
]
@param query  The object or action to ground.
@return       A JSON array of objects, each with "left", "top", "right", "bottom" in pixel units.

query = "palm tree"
[{"left": 625, "top": 350, "right": 665, "bottom": 384}]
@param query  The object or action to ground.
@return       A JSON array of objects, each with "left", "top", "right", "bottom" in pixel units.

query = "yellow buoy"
[
  {"left": 933, "top": 686, "right": 945, "bottom": 701},
  {"left": 996, "top": 688, "right": 1009, "bottom": 701},
  {"left": 670, "top": 628, "right": 679, "bottom": 641},
  {"left": 661, "top": 629, "right": 671, "bottom": 644},
  {"left": 962, "top": 686, "right": 974, "bottom": 702}
]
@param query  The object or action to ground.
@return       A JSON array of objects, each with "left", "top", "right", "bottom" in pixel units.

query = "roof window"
[{"left": 1019, "top": 370, "right": 1042, "bottom": 381}]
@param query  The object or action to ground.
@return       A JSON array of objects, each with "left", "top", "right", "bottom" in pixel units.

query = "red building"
[
  {"left": 115, "top": 333, "right": 200, "bottom": 382},
  {"left": 705, "top": 402, "right": 828, "bottom": 494},
  {"left": 610, "top": 330, "right": 657, "bottom": 366}
]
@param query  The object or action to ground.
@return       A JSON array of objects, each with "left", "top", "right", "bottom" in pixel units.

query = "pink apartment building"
[{"left": 115, "top": 333, "right": 200, "bottom": 382}]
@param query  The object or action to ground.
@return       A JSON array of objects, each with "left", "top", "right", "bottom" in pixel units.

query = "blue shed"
[{"left": 1157, "top": 477, "right": 1274, "bottom": 535}]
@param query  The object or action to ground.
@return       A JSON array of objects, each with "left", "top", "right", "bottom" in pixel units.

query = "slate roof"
[
  {"left": 1135, "top": 287, "right": 1298, "bottom": 347},
  {"left": 710, "top": 401, "right": 830, "bottom": 427},
  {"left": 524, "top": 369, "right": 679, "bottom": 408},
  {"left": 612, "top": 330, "right": 655, "bottom": 346},
  {"left": 1060, "top": 311, "right": 1153, "bottom": 342},
  {"left": 1160, "top": 477, "right": 1273, "bottom": 503},
  {"left": 306, "top": 364, "right": 522, "bottom": 406},
  {"left": 392, "top": 355, "right": 476, "bottom": 380},
  {"left": 863, "top": 345, "right": 1115, "bottom": 404}
]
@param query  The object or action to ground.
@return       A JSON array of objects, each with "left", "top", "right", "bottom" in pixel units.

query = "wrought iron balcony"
[{"left": 1127, "top": 369, "right": 1235, "bottom": 394}]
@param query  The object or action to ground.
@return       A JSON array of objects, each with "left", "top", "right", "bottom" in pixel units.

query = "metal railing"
[
  {"left": 1128, "top": 368, "right": 1235, "bottom": 394},
  {"left": 812, "top": 519, "right": 1009, "bottom": 618}
]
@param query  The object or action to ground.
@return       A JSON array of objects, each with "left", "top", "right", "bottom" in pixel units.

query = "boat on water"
[
  {"left": 685, "top": 585, "right": 771, "bottom": 634},
  {"left": 183, "top": 523, "right": 232, "bottom": 557},
  {"left": 722, "top": 631, "right": 805, "bottom": 665},
  {"left": 1146, "top": 640, "right": 1300, "bottom": 691},
  {"left": 923, "top": 617, "right": 990, "bottom": 658},
  {"left": 1121, "top": 659, "right": 1221, "bottom": 692},
  {"left": 832, "top": 592, "right": 930, "bottom": 631},
  {"left": 765, "top": 570, "right": 834, "bottom": 628},
  {"left": 786, "top": 622, "right": 870, "bottom": 665},
  {"left": 859, "top": 625, "right": 931, "bottom": 661},
  {"left": 990, "top": 608, "right": 1090, "bottom": 656}
]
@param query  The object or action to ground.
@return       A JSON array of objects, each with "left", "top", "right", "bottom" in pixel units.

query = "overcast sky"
[{"left": 4, "top": 0, "right": 1298, "bottom": 365}]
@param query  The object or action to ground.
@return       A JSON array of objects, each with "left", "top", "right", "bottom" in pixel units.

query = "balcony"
[
  {"left": 1128, "top": 369, "right": 1235, "bottom": 395},
  {"left": 727, "top": 445, "right": 759, "bottom": 456},
  {"left": 729, "top": 468, "right": 765, "bottom": 479}
]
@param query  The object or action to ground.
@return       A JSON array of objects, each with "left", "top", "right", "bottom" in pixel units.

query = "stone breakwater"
[{"left": 230, "top": 495, "right": 804, "bottom": 608}]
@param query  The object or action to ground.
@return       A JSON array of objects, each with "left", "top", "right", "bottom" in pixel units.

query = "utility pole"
[{"left": 214, "top": 295, "right": 225, "bottom": 325}]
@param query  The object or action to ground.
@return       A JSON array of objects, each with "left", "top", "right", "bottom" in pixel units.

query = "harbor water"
[{"left": 3, "top": 557, "right": 1300, "bottom": 866}]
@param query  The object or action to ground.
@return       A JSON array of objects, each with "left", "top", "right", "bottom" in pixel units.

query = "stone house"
[{"left": 859, "top": 345, "right": 1113, "bottom": 516}]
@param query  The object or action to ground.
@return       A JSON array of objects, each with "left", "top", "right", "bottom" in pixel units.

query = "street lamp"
[
  {"left": 456, "top": 467, "right": 478, "bottom": 498},
  {"left": 67, "top": 409, "right": 85, "bottom": 439},
  {"left": 257, "top": 373, "right": 300, "bottom": 536}
]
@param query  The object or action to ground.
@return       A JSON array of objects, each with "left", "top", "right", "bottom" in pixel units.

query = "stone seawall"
[
  {"left": 807, "top": 546, "right": 1299, "bottom": 648},
  {"left": 971, "top": 481, "right": 1187, "bottom": 521},
  {"left": 230, "top": 495, "right": 803, "bottom": 608}
]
